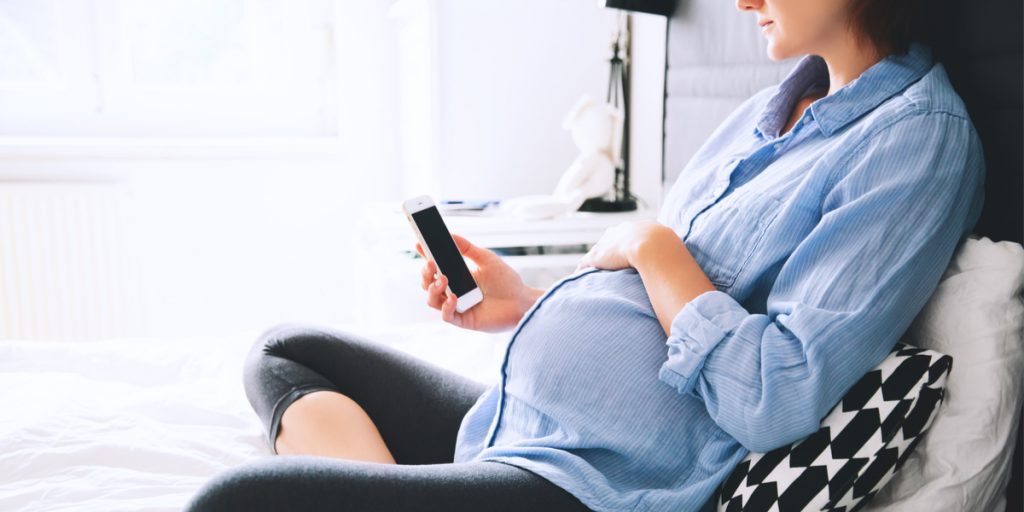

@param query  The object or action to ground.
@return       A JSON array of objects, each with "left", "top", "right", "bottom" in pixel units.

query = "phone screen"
[{"left": 412, "top": 206, "right": 477, "bottom": 297}]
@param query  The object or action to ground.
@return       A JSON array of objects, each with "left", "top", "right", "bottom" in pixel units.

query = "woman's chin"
[{"left": 765, "top": 42, "right": 795, "bottom": 62}]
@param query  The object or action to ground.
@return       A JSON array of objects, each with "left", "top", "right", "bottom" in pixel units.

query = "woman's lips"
[{"left": 760, "top": 21, "right": 774, "bottom": 34}]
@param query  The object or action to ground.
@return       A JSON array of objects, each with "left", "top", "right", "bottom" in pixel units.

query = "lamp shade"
[{"left": 599, "top": 0, "right": 674, "bottom": 16}]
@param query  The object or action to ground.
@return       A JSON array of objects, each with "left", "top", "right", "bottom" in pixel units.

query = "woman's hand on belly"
[
  {"left": 577, "top": 220, "right": 716, "bottom": 336},
  {"left": 418, "top": 234, "right": 545, "bottom": 333},
  {"left": 577, "top": 220, "right": 668, "bottom": 271}
]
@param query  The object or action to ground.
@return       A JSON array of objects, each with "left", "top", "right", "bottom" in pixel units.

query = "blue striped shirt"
[{"left": 453, "top": 43, "right": 984, "bottom": 511}]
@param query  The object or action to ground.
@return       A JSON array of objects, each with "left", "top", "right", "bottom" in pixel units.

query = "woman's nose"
[{"left": 735, "top": 0, "right": 762, "bottom": 11}]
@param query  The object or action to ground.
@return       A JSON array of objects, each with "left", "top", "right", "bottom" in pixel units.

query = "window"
[{"left": 0, "top": 0, "right": 338, "bottom": 138}]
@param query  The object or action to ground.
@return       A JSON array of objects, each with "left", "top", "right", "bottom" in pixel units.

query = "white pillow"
[{"left": 864, "top": 236, "right": 1024, "bottom": 512}]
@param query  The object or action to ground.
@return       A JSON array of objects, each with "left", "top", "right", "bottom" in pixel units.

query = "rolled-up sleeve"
[
  {"left": 658, "top": 291, "right": 749, "bottom": 395},
  {"left": 658, "top": 112, "right": 985, "bottom": 453}
]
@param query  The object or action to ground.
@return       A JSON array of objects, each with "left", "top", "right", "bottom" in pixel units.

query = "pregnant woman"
[{"left": 189, "top": 0, "right": 982, "bottom": 510}]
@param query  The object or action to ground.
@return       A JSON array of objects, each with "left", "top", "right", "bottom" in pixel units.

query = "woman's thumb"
[{"left": 452, "top": 234, "right": 492, "bottom": 263}]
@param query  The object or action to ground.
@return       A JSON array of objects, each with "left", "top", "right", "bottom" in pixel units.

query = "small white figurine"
[{"left": 501, "top": 95, "right": 622, "bottom": 220}]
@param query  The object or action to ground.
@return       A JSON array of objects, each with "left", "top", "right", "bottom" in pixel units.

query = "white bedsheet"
[{"left": 0, "top": 323, "right": 505, "bottom": 512}]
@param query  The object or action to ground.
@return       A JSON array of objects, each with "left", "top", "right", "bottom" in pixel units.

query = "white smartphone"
[{"left": 402, "top": 195, "right": 484, "bottom": 313}]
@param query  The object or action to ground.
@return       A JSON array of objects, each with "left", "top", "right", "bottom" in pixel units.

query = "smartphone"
[{"left": 402, "top": 195, "right": 484, "bottom": 313}]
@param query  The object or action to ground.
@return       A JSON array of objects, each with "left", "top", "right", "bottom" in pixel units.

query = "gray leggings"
[{"left": 186, "top": 324, "right": 590, "bottom": 511}]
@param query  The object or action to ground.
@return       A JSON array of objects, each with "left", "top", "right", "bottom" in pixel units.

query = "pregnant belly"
[{"left": 502, "top": 269, "right": 691, "bottom": 436}]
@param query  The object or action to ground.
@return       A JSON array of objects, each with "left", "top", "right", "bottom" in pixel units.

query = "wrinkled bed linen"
[{"left": 0, "top": 324, "right": 503, "bottom": 512}]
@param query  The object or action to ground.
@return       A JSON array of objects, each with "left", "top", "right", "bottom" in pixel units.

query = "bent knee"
[
  {"left": 244, "top": 324, "right": 323, "bottom": 379},
  {"left": 242, "top": 324, "right": 316, "bottom": 405},
  {"left": 186, "top": 460, "right": 290, "bottom": 512},
  {"left": 251, "top": 323, "right": 310, "bottom": 356},
  {"left": 249, "top": 323, "right": 368, "bottom": 358},
  {"left": 188, "top": 457, "right": 411, "bottom": 511},
  {"left": 242, "top": 324, "right": 365, "bottom": 393}
]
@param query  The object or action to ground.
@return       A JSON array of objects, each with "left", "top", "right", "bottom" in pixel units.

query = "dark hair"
[{"left": 848, "top": 0, "right": 944, "bottom": 55}]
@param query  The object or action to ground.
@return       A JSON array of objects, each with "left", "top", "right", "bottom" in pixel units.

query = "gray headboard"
[
  {"left": 662, "top": 0, "right": 792, "bottom": 189},
  {"left": 661, "top": 0, "right": 1023, "bottom": 508}
]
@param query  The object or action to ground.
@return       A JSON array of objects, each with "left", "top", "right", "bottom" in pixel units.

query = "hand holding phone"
[
  {"left": 403, "top": 195, "right": 484, "bottom": 313},
  {"left": 406, "top": 195, "right": 549, "bottom": 331},
  {"left": 417, "top": 233, "right": 547, "bottom": 332}
]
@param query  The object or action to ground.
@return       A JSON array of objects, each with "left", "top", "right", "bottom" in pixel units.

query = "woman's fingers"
[
  {"left": 439, "top": 291, "right": 461, "bottom": 327},
  {"left": 417, "top": 252, "right": 465, "bottom": 328},
  {"left": 426, "top": 274, "right": 448, "bottom": 310},
  {"left": 440, "top": 292, "right": 453, "bottom": 322},
  {"left": 451, "top": 234, "right": 493, "bottom": 264},
  {"left": 420, "top": 259, "right": 437, "bottom": 290}
]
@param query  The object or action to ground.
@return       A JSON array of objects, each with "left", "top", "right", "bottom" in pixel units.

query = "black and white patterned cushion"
[{"left": 715, "top": 343, "right": 952, "bottom": 512}]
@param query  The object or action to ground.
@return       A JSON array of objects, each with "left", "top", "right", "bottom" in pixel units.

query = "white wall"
[
  {"left": 629, "top": 12, "right": 668, "bottom": 212},
  {"left": 125, "top": 160, "right": 365, "bottom": 337},
  {"left": 434, "top": 0, "right": 619, "bottom": 202},
  {"left": 0, "top": 154, "right": 370, "bottom": 339},
  {"left": 0, "top": 1, "right": 668, "bottom": 340}
]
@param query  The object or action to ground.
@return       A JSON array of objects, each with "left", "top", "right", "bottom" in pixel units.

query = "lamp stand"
[{"left": 580, "top": 13, "right": 637, "bottom": 213}]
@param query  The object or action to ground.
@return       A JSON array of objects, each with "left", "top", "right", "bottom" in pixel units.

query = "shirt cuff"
[{"left": 658, "top": 290, "right": 749, "bottom": 395}]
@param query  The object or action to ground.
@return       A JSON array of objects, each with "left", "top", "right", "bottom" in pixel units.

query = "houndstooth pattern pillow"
[{"left": 716, "top": 343, "right": 952, "bottom": 512}]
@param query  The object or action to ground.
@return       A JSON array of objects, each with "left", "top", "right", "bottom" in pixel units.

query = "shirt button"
[{"left": 773, "top": 143, "right": 783, "bottom": 150}]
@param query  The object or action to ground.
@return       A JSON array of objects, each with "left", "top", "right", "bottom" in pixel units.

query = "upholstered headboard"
[
  {"left": 661, "top": 0, "right": 1022, "bottom": 508},
  {"left": 662, "top": 0, "right": 792, "bottom": 190},
  {"left": 932, "top": 0, "right": 1024, "bottom": 245}
]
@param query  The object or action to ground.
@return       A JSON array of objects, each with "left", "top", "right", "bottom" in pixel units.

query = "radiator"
[{"left": 0, "top": 183, "right": 139, "bottom": 341}]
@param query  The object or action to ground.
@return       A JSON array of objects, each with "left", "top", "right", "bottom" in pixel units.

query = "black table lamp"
[
  {"left": 581, "top": 1, "right": 674, "bottom": 213},
  {"left": 599, "top": 1, "right": 675, "bottom": 17}
]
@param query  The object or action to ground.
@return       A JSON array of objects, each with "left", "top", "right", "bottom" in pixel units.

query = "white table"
[{"left": 352, "top": 203, "right": 656, "bottom": 325}]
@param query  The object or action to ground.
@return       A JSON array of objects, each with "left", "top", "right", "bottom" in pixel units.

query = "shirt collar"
[{"left": 756, "top": 43, "right": 934, "bottom": 139}]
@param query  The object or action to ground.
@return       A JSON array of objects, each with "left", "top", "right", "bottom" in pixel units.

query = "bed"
[
  {"left": 3, "top": 241, "right": 1021, "bottom": 512},
  {"left": 3, "top": 2, "right": 1021, "bottom": 512},
  {"left": 0, "top": 323, "right": 507, "bottom": 511}
]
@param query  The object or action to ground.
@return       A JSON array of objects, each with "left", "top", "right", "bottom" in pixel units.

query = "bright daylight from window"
[
  {"left": 0, "top": 0, "right": 335, "bottom": 137},
  {"left": 0, "top": 0, "right": 616, "bottom": 341}
]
